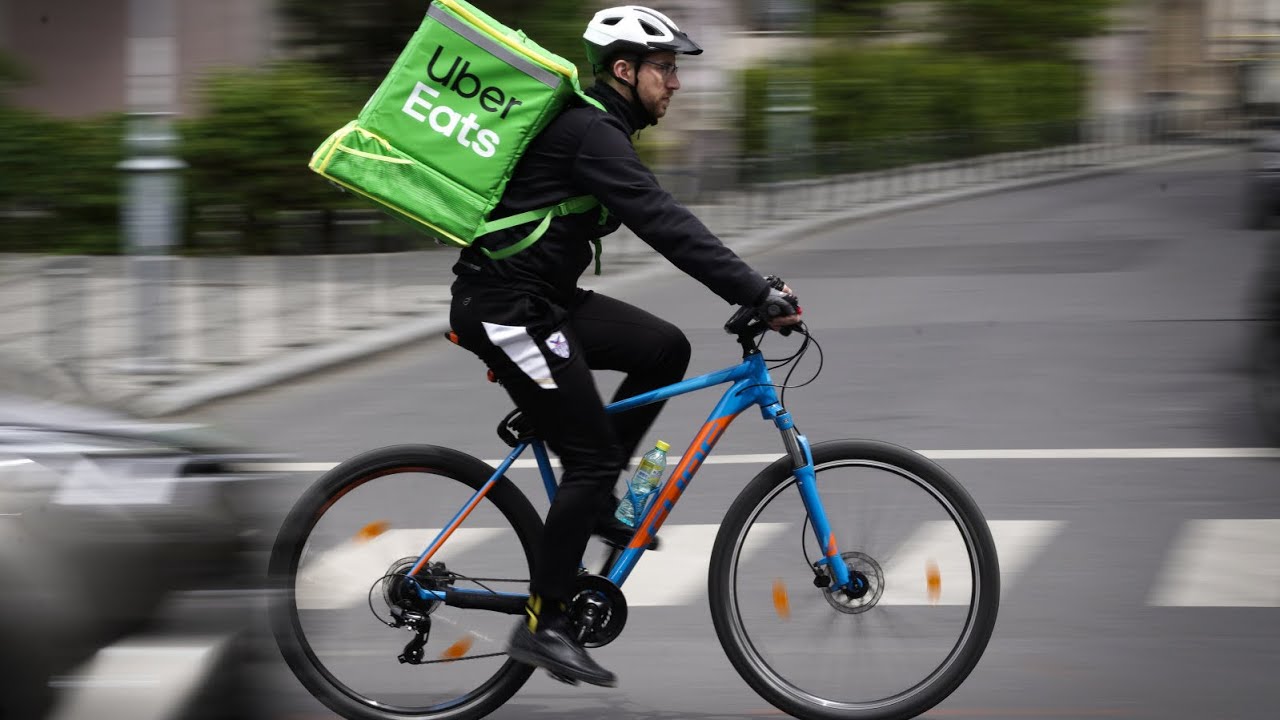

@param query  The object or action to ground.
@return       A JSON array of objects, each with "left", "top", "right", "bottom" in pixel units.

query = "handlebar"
[{"left": 724, "top": 275, "right": 801, "bottom": 340}]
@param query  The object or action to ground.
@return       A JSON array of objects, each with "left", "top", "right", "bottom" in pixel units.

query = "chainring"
[{"left": 567, "top": 574, "right": 628, "bottom": 648}]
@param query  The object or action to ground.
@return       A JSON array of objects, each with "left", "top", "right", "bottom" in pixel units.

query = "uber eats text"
[{"left": 401, "top": 46, "right": 525, "bottom": 159}]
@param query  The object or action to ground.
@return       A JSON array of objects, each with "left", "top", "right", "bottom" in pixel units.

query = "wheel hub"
[
  {"left": 382, "top": 557, "right": 452, "bottom": 619},
  {"left": 822, "top": 551, "right": 884, "bottom": 614}
]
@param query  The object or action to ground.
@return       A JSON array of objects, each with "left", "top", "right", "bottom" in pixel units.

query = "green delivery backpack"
[{"left": 309, "top": 0, "right": 605, "bottom": 263}]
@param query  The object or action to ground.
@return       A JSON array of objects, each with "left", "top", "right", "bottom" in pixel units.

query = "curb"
[
  {"left": 728, "top": 144, "right": 1236, "bottom": 259},
  {"left": 136, "top": 144, "right": 1237, "bottom": 417}
]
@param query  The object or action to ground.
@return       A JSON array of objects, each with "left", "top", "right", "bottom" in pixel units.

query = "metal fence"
[{"left": 0, "top": 109, "right": 1255, "bottom": 398}]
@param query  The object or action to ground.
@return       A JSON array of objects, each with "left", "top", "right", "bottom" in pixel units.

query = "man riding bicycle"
[{"left": 448, "top": 5, "right": 800, "bottom": 687}]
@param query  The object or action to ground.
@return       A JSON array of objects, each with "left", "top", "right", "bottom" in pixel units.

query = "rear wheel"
[
  {"left": 709, "top": 440, "right": 1000, "bottom": 720},
  {"left": 268, "top": 445, "right": 542, "bottom": 720}
]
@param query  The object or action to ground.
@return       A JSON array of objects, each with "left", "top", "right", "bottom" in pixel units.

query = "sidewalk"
[{"left": 0, "top": 140, "right": 1242, "bottom": 418}]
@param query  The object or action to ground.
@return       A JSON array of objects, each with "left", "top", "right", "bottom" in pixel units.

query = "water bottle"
[{"left": 615, "top": 440, "right": 670, "bottom": 527}]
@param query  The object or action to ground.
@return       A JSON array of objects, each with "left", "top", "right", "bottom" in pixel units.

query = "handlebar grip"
[
  {"left": 760, "top": 293, "right": 797, "bottom": 320},
  {"left": 724, "top": 304, "right": 758, "bottom": 335},
  {"left": 724, "top": 289, "right": 801, "bottom": 336}
]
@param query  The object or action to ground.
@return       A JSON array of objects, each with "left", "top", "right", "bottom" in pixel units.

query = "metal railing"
[{"left": 0, "top": 109, "right": 1255, "bottom": 398}]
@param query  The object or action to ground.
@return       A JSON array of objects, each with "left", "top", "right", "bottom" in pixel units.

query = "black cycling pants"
[{"left": 449, "top": 288, "right": 691, "bottom": 602}]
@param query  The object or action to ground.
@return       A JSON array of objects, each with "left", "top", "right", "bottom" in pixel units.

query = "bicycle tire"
[
  {"left": 708, "top": 439, "right": 1000, "bottom": 720},
  {"left": 268, "top": 444, "right": 543, "bottom": 720}
]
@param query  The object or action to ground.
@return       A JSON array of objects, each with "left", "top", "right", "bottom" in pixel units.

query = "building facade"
[
  {"left": 3, "top": 1, "right": 1273, "bottom": 123},
  {"left": 0, "top": 0, "right": 277, "bottom": 117}
]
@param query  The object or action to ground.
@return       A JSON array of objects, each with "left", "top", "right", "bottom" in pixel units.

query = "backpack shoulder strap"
[
  {"left": 474, "top": 94, "right": 609, "bottom": 266},
  {"left": 477, "top": 195, "right": 599, "bottom": 260},
  {"left": 579, "top": 92, "right": 606, "bottom": 112}
]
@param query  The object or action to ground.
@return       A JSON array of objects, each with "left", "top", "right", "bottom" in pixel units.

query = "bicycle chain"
[
  {"left": 450, "top": 576, "right": 528, "bottom": 584},
  {"left": 412, "top": 651, "right": 510, "bottom": 665}
]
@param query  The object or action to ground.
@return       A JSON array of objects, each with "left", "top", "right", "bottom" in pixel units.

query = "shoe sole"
[
  {"left": 506, "top": 646, "right": 617, "bottom": 688},
  {"left": 546, "top": 669, "right": 580, "bottom": 686}
]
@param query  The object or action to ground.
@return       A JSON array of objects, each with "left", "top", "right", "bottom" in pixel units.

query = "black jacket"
[{"left": 452, "top": 82, "right": 769, "bottom": 309}]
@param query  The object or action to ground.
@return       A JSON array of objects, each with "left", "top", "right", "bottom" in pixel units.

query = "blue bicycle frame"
[{"left": 407, "top": 349, "right": 854, "bottom": 609}]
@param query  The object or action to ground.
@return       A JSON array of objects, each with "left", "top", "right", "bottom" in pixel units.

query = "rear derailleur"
[{"left": 380, "top": 558, "right": 453, "bottom": 665}]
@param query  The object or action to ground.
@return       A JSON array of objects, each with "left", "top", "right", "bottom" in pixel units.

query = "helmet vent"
[
  {"left": 639, "top": 20, "right": 662, "bottom": 36},
  {"left": 601, "top": 16, "right": 622, "bottom": 25}
]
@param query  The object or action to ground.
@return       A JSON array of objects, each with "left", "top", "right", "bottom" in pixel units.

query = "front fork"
[{"left": 771, "top": 406, "right": 855, "bottom": 592}]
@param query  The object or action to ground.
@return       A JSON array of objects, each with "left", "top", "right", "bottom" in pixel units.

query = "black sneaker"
[{"left": 506, "top": 618, "right": 617, "bottom": 688}]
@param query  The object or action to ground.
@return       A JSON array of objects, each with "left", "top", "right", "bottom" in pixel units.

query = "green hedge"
[
  {"left": 742, "top": 46, "right": 1086, "bottom": 172},
  {"left": 179, "top": 63, "right": 382, "bottom": 253},
  {"left": 2, "top": 48, "right": 1088, "bottom": 254},
  {"left": 0, "top": 108, "right": 124, "bottom": 253},
  {"left": 0, "top": 63, "right": 427, "bottom": 254}
]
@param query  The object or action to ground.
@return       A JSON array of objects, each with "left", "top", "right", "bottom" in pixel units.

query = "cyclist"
[{"left": 448, "top": 5, "right": 800, "bottom": 687}]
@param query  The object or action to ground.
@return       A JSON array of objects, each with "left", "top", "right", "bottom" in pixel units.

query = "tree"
[
  {"left": 279, "top": 0, "right": 595, "bottom": 85},
  {"left": 939, "top": 0, "right": 1113, "bottom": 60}
]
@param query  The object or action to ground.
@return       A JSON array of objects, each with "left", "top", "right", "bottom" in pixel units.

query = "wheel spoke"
[
  {"left": 710, "top": 441, "right": 999, "bottom": 720},
  {"left": 269, "top": 447, "right": 541, "bottom": 719}
]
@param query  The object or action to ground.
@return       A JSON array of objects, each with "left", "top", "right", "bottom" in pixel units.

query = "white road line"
[
  {"left": 296, "top": 527, "right": 503, "bottom": 610},
  {"left": 921, "top": 448, "right": 1280, "bottom": 460},
  {"left": 621, "top": 523, "right": 789, "bottom": 607},
  {"left": 236, "top": 448, "right": 1280, "bottom": 473},
  {"left": 1148, "top": 519, "right": 1280, "bottom": 607},
  {"left": 881, "top": 520, "right": 1064, "bottom": 605},
  {"left": 47, "top": 637, "right": 230, "bottom": 720}
]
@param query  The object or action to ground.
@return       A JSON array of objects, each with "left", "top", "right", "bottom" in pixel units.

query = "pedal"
[{"left": 546, "top": 669, "right": 580, "bottom": 686}]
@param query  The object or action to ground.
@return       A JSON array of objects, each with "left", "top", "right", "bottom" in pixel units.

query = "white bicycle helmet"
[{"left": 582, "top": 5, "right": 702, "bottom": 71}]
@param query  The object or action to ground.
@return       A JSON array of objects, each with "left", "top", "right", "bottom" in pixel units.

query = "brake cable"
[{"left": 736, "top": 323, "right": 825, "bottom": 405}]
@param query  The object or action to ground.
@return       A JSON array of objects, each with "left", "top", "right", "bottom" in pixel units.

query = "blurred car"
[
  {"left": 0, "top": 353, "right": 279, "bottom": 720},
  {"left": 1244, "top": 129, "right": 1280, "bottom": 229}
]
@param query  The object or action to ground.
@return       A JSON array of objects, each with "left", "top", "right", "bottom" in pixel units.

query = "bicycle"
[{"left": 268, "top": 294, "right": 1001, "bottom": 720}]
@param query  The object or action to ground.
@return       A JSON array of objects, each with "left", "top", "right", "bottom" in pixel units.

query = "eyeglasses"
[{"left": 639, "top": 60, "right": 680, "bottom": 79}]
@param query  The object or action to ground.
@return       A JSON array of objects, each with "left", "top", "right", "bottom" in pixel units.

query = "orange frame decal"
[{"left": 628, "top": 412, "right": 742, "bottom": 549}]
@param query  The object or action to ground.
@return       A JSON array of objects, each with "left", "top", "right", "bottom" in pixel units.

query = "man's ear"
[{"left": 610, "top": 57, "right": 634, "bottom": 84}]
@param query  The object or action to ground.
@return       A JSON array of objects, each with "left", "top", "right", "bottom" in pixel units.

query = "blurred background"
[
  {"left": 1, "top": 0, "right": 1277, "bottom": 394},
  {"left": 2, "top": 1, "right": 1279, "bottom": 719}
]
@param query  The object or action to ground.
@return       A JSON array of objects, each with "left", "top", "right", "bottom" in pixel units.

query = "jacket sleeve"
[{"left": 570, "top": 118, "right": 770, "bottom": 307}]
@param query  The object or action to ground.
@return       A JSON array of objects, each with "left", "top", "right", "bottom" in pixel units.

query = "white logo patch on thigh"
[
  {"left": 545, "top": 331, "right": 570, "bottom": 359},
  {"left": 481, "top": 322, "right": 558, "bottom": 389}
]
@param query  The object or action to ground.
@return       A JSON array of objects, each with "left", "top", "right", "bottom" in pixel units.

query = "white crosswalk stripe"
[
  {"left": 1148, "top": 519, "right": 1280, "bottom": 607},
  {"left": 880, "top": 520, "right": 1065, "bottom": 605},
  {"left": 296, "top": 528, "right": 503, "bottom": 610},
  {"left": 289, "top": 519, "right": 1280, "bottom": 611},
  {"left": 620, "top": 523, "right": 788, "bottom": 607}
]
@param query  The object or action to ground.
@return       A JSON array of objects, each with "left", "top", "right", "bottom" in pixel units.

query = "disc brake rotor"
[{"left": 823, "top": 551, "right": 884, "bottom": 614}]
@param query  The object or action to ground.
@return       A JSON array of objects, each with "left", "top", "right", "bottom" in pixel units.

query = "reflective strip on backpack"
[{"left": 428, "top": 3, "right": 561, "bottom": 89}]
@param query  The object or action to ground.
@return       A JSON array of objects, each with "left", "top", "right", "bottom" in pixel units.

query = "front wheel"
[{"left": 709, "top": 440, "right": 1000, "bottom": 720}]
